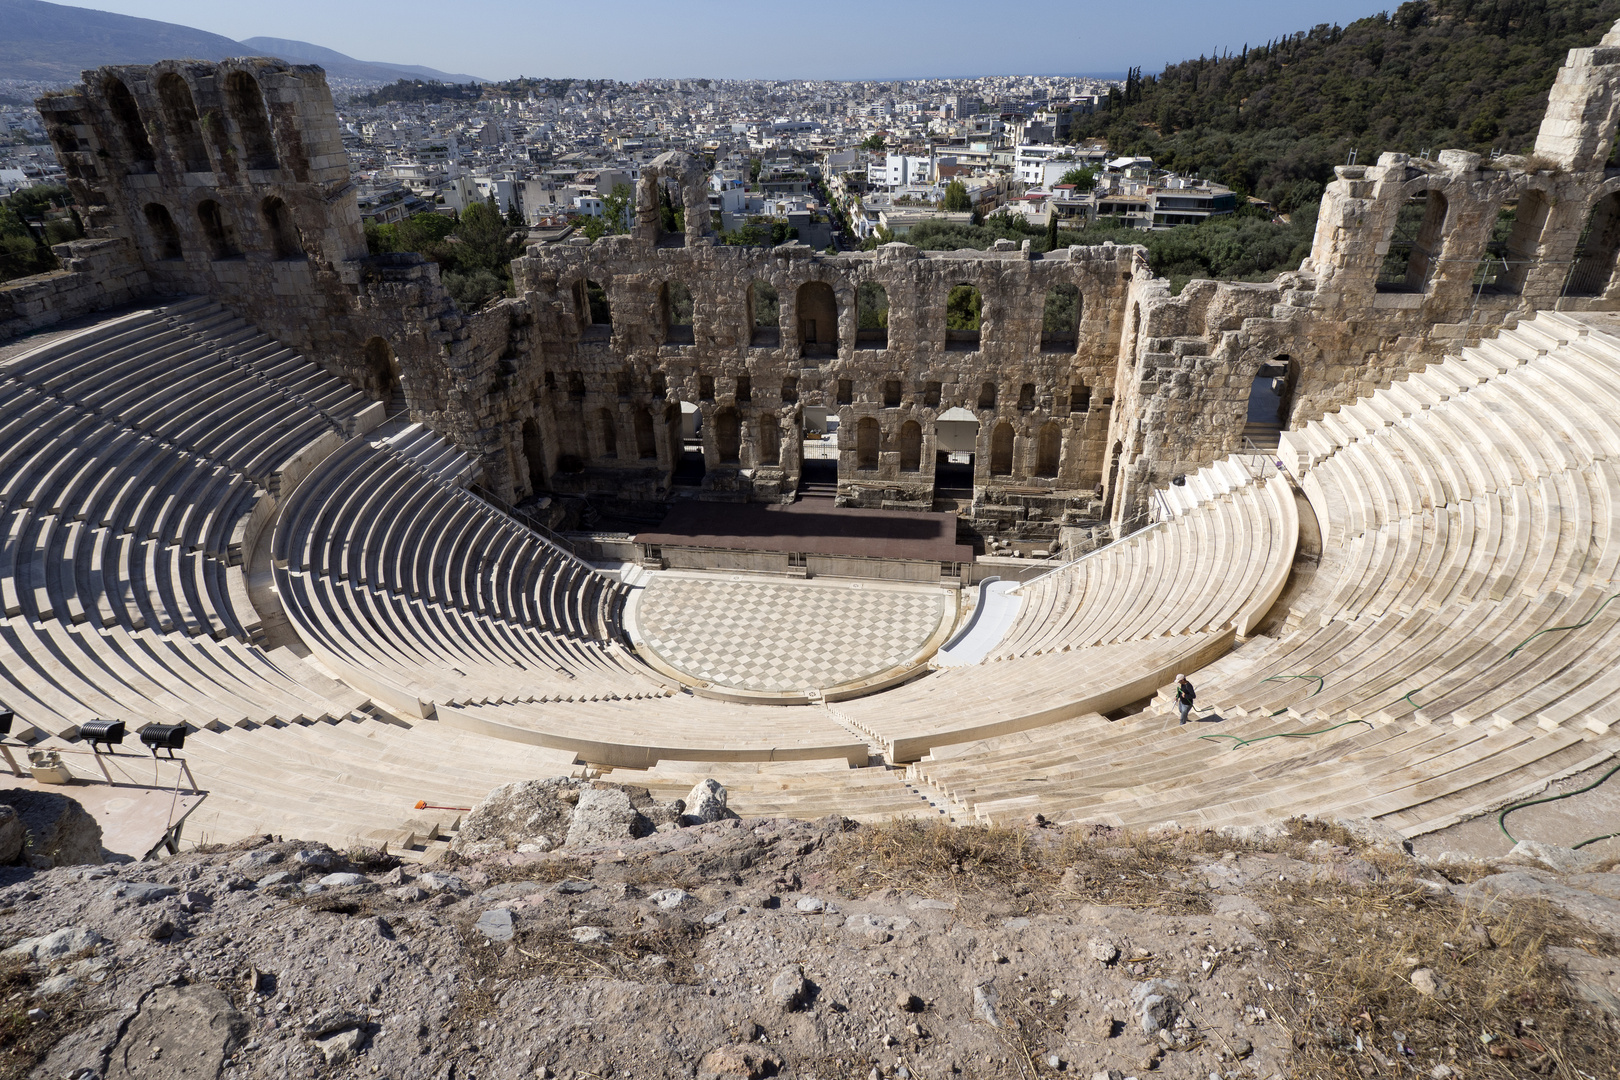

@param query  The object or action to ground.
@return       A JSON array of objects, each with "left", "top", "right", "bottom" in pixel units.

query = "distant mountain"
[
  {"left": 0, "top": 0, "right": 486, "bottom": 85},
  {"left": 238, "top": 37, "right": 484, "bottom": 86},
  {"left": 0, "top": 0, "right": 245, "bottom": 82}
]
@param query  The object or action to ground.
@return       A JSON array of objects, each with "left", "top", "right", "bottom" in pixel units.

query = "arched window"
[
  {"left": 574, "top": 279, "right": 612, "bottom": 340},
  {"left": 977, "top": 382, "right": 997, "bottom": 411},
  {"left": 597, "top": 408, "right": 618, "bottom": 459},
  {"left": 1018, "top": 383, "right": 1036, "bottom": 410},
  {"left": 714, "top": 407, "right": 740, "bottom": 463},
  {"left": 1035, "top": 423, "right": 1061, "bottom": 478},
  {"left": 1040, "top": 283, "right": 1079, "bottom": 352},
  {"left": 1567, "top": 193, "right": 1620, "bottom": 298},
  {"left": 856, "top": 416, "right": 880, "bottom": 469},
  {"left": 1483, "top": 191, "right": 1551, "bottom": 295},
  {"left": 856, "top": 281, "right": 889, "bottom": 348},
  {"left": 156, "top": 73, "right": 209, "bottom": 173},
  {"left": 1377, "top": 189, "right": 1448, "bottom": 293},
  {"left": 225, "top": 71, "right": 278, "bottom": 171},
  {"left": 990, "top": 422, "right": 1014, "bottom": 476},
  {"left": 758, "top": 413, "right": 780, "bottom": 465},
  {"left": 103, "top": 77, "right": 154, "bottom": 167},
  {"left": 196, "top": 200, "right": 238, "bottom": 260},
  {"left": 521, "top": 419, "right": 548, "bottom": 492},
  {"left": 899, "top": 420, "right": 922, "bottom": 472},
  {"left": 143, "top": 204, "right": 182, "bottom": 260},
  {"left": 664, "top": 281, "right": 694, "bottom": 345},
  {"left": 749, "top": 280, "right": 779, "bottom": 347},
  {"left": 946, "top": 283, "right": 982, "bottom": 350},
  {"left": 796, "top": 281, "right": 838, "bottom": 358},
  {"left": 635, "top": 409, "right": 657, "bottom": 459},
  {"left": 262, "top": 197, "right": 302, "bottom": 260},
  {"left": 362, "top": 337, "right": 397, "bottom": 400}
]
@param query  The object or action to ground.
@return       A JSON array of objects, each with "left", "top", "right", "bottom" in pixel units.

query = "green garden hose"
[
  {"left": 1497, "top": 760, "right": 1620, "bottom": 851},
  {"left": 1199, "top": 717, "right": 1372, "bottom": 749}
]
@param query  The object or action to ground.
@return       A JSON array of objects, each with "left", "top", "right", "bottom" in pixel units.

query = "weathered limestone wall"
[
  {"left": 25, "top": 59, "right": 487, "bottom": 446},
  {"left": 503, "top": 237, "right": 1134, "bottom": 520},
  {"left": 0, "top": 236, "right": 150, "bottom": 341}
]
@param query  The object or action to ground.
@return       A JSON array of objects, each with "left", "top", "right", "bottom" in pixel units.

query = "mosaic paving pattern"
[{"left": 636, "top": 577, "right": 949, "bottom": 692}]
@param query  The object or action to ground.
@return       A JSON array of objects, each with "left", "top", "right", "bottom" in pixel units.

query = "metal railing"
[
  {"left": 1011, "top": 519, "right": 1161, "bottom": 595},
  {"left": 470, "top": 483, "right": 585, "bottom": 562}
]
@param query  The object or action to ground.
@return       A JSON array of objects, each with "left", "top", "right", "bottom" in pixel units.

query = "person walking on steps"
[{"left": 1176, "top": 674, "right": 1196, "bottom": 725}]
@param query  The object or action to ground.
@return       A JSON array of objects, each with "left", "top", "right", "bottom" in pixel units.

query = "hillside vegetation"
[{"left": 1073, "top": 0, "right": 1620, "bottom": 206}]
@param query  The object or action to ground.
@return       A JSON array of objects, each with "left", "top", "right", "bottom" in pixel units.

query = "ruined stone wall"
[
  {"left": 0, "top": 236, "right": 150, "bottom": 341},
  {"left": 27, "top": 59, "right": 487, "bottom": 447},
  {"left": 501, "top": 237, "right": 1135, "bottom": 516}
]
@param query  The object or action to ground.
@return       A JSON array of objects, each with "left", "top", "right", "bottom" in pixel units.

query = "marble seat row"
[
  {"left": 273, "top": 424, "right": 654, "bottom": 718},
  {"left": 912, "top": 702, "right": 1611, "bottom": 834},
  {"left": 3, "top": 301, "right": 382, "bottom": 486},
  {"left": 993, "top": 474, "right": 1297, "bottom": 659}
]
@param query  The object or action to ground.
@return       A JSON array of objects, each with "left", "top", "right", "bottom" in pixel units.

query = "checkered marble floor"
[{"left": 635, "top": 577, "right": 949, "bottom": 693}]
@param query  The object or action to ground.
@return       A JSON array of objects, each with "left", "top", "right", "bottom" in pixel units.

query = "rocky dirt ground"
[{"left": 0, "top": 777, "right": 1616, "bottom": 1080}]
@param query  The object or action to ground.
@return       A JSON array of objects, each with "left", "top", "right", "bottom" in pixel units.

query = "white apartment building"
[{"left": 874, "top": 153, "right": 932, "bottom": 188}]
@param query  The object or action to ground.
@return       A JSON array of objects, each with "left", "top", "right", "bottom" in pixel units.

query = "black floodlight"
[
  {"left": 0, "top": 707, "right": 13, "bottom": 736},
  {"left": 80, "top": 719, "right": 126, "bottom": 749},
  {"left": 139, "top": 723, "right": 187, "bottom": 755}
]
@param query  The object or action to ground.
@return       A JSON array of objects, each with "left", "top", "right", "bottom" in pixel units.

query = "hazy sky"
[{"left": 82, "top": 0, "right": 1397, "bottom": 82}]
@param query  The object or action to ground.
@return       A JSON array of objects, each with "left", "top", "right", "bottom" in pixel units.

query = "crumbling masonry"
[{"left": 11, "top": 27, "right": 1620, "bottom": 536}]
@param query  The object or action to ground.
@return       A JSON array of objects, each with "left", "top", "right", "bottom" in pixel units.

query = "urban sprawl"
[{"left": 0, "top": 73, "right": 1241, "bottom": 245}]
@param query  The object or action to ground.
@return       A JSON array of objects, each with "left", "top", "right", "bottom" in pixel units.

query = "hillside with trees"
[{"left": 1073, "top": 0, "right": 1620, "bottom": 207}]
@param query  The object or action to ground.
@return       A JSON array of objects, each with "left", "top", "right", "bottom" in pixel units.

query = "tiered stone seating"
[
  {"left": 910, "top": 311, "right": 1620, "bottom": 836},
  {"left": 272, "top": 422, "right": 660, "bottom": 718},
  {"left": 0, "top": 301, "right": 385, "bottom": 738},
  {"left": 836, "top": 471, "right": 1296, "bottom": 762},
  {"left": 992, "top": 471, "right": 1296, "bottom": 658},
  {"left": 621, "top": 758, "right": 940, "bottom": 822}
]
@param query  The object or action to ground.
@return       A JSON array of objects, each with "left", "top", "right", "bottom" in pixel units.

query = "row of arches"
[
  {"left": 849, "top": 417, "right": 1063, "bottom": 476},
  {"left": 101, "top": 69, "right": 290, "bottom": 178},
  {"left": 548, "top": 364, "right": 1098, "bottom": 417},
  {"left": 139, "top": 195, "right": 306, "bottom": 263},
  {"left": 1377, "top": 184, "right": 1620, "bottom": 299},
  {"left": 543, "top": 404, "right": 1071, "bottom": 479},
  {"left": 569, "top": 276, "right": 1086, "bottom": 354}
]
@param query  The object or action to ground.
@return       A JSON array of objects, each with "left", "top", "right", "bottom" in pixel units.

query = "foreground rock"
[
  {"left": 0, "top": 781, "right": 1613, "bottom": 1080},
  {"left": 0, "top": 788, "right": 103, "bottom": 867},
  {"left": 450, "top": 776, "right": 690, "bottom": 856}
]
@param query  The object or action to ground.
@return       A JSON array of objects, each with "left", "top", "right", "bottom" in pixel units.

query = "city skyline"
[{"left": 80, "top": 0, "right": 1398, "bottom": 82}]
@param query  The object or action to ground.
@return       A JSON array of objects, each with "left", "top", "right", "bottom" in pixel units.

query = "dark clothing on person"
[{"left": 1176, "top": 679, "right": 1195, "bottom": 724}]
